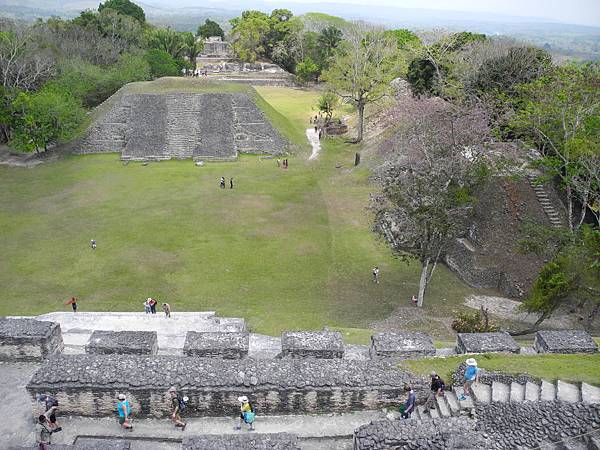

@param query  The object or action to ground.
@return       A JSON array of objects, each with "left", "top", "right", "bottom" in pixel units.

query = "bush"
[
  {"left": 144, "top": 49, "right": 180, "bottom": 78},
  {"left": 451, "top": 307, "right": 500, "bottom": 333}
]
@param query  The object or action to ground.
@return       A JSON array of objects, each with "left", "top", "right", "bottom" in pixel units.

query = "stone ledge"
[
  {"left": 0, "top": 318, "right": 63, "bottom": 361},
  {"left": 281, "top": 332, "right": 344, "bottom": 359},
  {"left": 184, "top": 332, "right": 249, "bottom": 359},
  {"left": 9, "top": 440, "right": 130, "bottom": 450},
  {"left": 534, "top": 330, "right": 598, "bottom": 354},
  {"left": 456, "top": 332, "right": 520, "bottom": 354},
  {"left": 86, "top": 331, "right": 158, "bottom": 355},
  {"left": 370, "top": 332, "right": 435, "bottom": 359},
  {"left": 182, "top": 433, "right": 299, "bottom": 450}
]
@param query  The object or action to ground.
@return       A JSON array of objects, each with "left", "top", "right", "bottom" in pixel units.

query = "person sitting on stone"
[
  {"left": 236, "top": 395, "right": 255, "bottom": 431},
  {"left": 116, "top": 394, "right": 133, "bottom": 431}
]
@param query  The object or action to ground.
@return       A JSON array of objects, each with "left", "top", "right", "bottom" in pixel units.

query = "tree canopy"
[
  {"left": 197, "top": 19, "right": 224, "bottom": 39},
  {"left": 98, "top": 0, "right": 145, "bottom": 23}
]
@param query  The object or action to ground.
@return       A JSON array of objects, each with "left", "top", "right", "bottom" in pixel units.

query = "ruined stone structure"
[
  {"left": 456, "top": 331, "right": 520, "bottom": 354},
  {"left": 370, "top": 332, "right": 436, "bottom": 359},
  {"left": 85, "top": 330, "right": 158, "bottom": 355},
  {"left": 26, "top": 354, "right": 425, "bottom": 417},
  {"left": 280, "top": 331, "right": 344, "bottom": 359},
  {"left": 0, "top": 318, "right": 63, "bottom": 362},
  {"left": 183, "top": 433, "right": 299, "bottom": 450},
  {"left": 184, "top": 331, "right": 249, "bottom": 359},
  {"left": 200, "top": 37, "right": 232, "bottom": 58},
  {"left": 78, "top": 93, "right": 286, "bottom": 161},
  {"left": 534, "top": 330, "right": 599, "bottom": 354}
]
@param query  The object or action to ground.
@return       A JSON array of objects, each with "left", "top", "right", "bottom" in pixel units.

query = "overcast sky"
[{"left": 263, "top": 0, "right": 600, "bottom": 27}]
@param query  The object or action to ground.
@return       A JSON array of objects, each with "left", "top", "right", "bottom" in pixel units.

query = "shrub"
[{"left": 451, "top": 307, "right": 500, "bottom": 333}]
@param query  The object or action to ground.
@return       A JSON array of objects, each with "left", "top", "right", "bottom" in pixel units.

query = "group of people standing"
[
  {"left": 276, "top": 158, "right": 289, "bottom": 169},
  {"left": 144, "top": 297, "right": 171, "bottom": 317},
  {"left": 220, "top": 176, "right": 234, "bottom": 189}
]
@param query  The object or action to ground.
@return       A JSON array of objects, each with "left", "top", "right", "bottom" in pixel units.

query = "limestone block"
[
  {"left": 85, "top": 330, "right": 158, "bottom": 355},
  {"left": 280, "top": 331, "right": 344, "bottom": 359},
  {"left": 182, "top": 433, "right": 299, "bottom": 450},
  {"left": 183, "top": 331, "right": 249, "bottom": 359},
  {"left": 369, "top": 332, "right": 435, "bottom": 359},
  {"left": 0, "top": 318, "right": 63, "bottom": 362},
  {"left": 456, "top": 332, "right": 520, "bottom": 354},
  {"left": 534, "top": 330, "right": 598, "bottom": 354}
]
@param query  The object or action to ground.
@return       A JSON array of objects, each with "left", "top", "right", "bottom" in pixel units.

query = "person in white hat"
[
  {"left": 459, "top": 358, "right": 480, "bottom": 401},
  {"left": 236, "top": 395, "right": 255, "bottom": 431},
  {"left": 116, "top": 394, "right": 133, "bottom": 430}
]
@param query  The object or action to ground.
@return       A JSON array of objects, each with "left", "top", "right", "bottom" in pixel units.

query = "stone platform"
[
  {"left": 534, "top": 330, "right": 598, "bottom": 354},
  {"left": 184, "top": 331, "right": 249, "bottom": 359},
  {"left": 0, "top": 318, "right": 63, "bottom": 361},
  {"left": 370, "top": 332, "right": 435, "bottom": 359},
  {"left": 86, "top": 330, "right": 158, "bottom": 355},
  {"left": 456, "top": 332, "right": 520, "bottom": 354},
  {"left": 281, "top": 331, "right": 344, "bottom": 359}
]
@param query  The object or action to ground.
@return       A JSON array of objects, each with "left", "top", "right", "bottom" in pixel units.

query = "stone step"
[
  {"left": 436, "top": 395, "right": 452, "bottom": 417},
  {"left": 557, "top": 380, "right": 581, "bottom": 403},
  {"left": 492, "top": 381, "right": 510, "bottom": 403},
  {"left": 470, "top": 383, "right": 491, "bottom": 403},
  {"left": 525, "top": 382, "right": 540, "bottom": 402},
  {"left": 445, "top": 391, "right": 461, "bottom": 414},
  {"left": 541, "top": 380, "right": 557, "bottom": 401},
  {"left": 416, "top": 405, "right": 428, "bottom": 420},
  {"left": 510, "top": 382, "right": 525, "bottom": 403},
  {"left": 581, "top": 382, "right": 600, "bottom": 405},
  {"left": 561, "top": 437, "right": 590, "bottom": 450},
  {"left": 458, "top": 393, "right": 474, "bottom": 409},
  {"left": 428, "top": 407, "right": 440, "bottom": 419}
]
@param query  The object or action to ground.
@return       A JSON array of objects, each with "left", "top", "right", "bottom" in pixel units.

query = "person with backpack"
[
  {"left": 36, "top": 414, "right": 54, "bottom": 450},
  {"left": 36, "top": 394, "right": 61, "bottom": 432},
  {"left": 236, "top": 395, "right": 255, "bottom": 431},
  {"left": 459, "top": 358, "right": 480, "bottom": 401},
  {"left": 116, "top": 394, "right": 133, "bottom": 431},
  {"left": 401, "top": 385, "right": 416, "bottom": 419},
  {"left": 423, "top": 371, "right": 446, "bottom": 409},
  {"left": 168, "top": 387, "right": 187, "bottom": 430}
]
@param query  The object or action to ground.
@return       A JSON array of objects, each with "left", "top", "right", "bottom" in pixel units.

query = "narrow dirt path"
[{"left": 306, "top": 128, "right": 321, "bottom": 160}]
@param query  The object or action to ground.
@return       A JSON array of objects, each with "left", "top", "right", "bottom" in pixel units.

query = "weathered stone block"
[
  {"left": 370, "top": 332, "right": 436, "bottom": 359},
  {"left": 281, "top": 331, "right": 344, "bottom": 359},
  {"left": 10, "top": 440, "right": 130, "bottom": 450},
  {"left": 0, "top": 318, "right": 63, "bottom": 362},
  {"left": 184, "top": 332, "right": 249, "bottom": 359},
  {"left": 456, "top": 332, "right": 519, "bottom": 354},
  {"left": 26, "top": 355, "right": 426, "bottom": 417},
  {"left": 85, "top": 331, "right": 158, "bottom": 355},
  {"left": 183, "top": 433, "right": 299, "bottom": 450},
  {"left": 534, "top": 330, "right": 598, "bottom": 354}
]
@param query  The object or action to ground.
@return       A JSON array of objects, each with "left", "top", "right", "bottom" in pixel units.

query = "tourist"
[
  {"left": 401, "top": 385, "right": 416, "bottom": 419},
  {"left": 314, "top": 125, "right": 318, "bottom": 133},
  {"left": 276, "top": 158, "right": 280, "bottom": 167},
  {"left": 162, "top": 302, "right": 171, "bottom": 318},
  {"left": 220, "top": 176, "right": 225, "bottom": 189},
  {"left": 236, "top": 395, "right": 255, "bottom": 431},
  {"left": 411, "top": 295, "right": 418, "bottom": 307},
  {"left": 168, "top": 387, "right": 187, "bottom": 430},
  {"left": 423, "top": 371, "right": 445, "bottom": 409},
  {"left": 90, "top": 239, "right": 96, "bottom": 250},
  {"left": 149, "top": 298, "right": 157, "bottom": 314},
  {"left": 372, "top": 266, "right": 380, "bottom": 284},
  {"left": 36, "top": 394, "right": 61, "bottom": 432},
  {"left": 230, "top": 177, "right": 234, "bottom": 189},
  {"left": 64, "top": 297, "right": 78, "bottom": 313},
  {"left": 459, "top": 358, "right": 480, "bottom": 401},
  {"left": 116, "top": 394, "right": 133, "bottom": 431},
  {"left": 144, "top": 299, "right": 151, "bottom": 314},
  {"left": 36, "top": 414, "right": 54, "bottom": 450}
]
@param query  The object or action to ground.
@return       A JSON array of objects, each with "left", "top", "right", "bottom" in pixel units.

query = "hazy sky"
[{"left": 263, "top": 0, "right": 600, "bottom": 26}]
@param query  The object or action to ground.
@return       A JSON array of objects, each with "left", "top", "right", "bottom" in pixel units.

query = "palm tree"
[{"left": 182, "top": 32, "right": 204, "bottom": 71}]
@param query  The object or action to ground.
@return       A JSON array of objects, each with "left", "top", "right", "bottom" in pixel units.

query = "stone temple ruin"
[
  {"left": 2, "top": 312, "right": 600, "bottom": 449},
  {"left": 77, "top": 93, "right": 286, "bottom": 161}
]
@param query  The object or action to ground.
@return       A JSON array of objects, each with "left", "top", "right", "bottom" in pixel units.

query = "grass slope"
[{"left": 0, "top": 84, "right": 480, "bottom": 337}]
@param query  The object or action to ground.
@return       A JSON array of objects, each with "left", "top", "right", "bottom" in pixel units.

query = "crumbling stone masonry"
[
  {"left": 280, "top": 331, "right": 344, "bottom": 359},
  {"left": 26, "top": 355, "right": 426, "bottom": 417},
  {"left": 182, "top": 433, "right": 300, "bottom": 450},
  {"left": 184, "top": 331, "right": 249, "bottom": 359},
  {"left": 370, "top": 332, "right": 436, "bottom": 359},
  {"left": 85, "top": 331, "right": 158, "bottom": 355},
  {"left": 0, "top": 318, "right": 63, "bottom": 362},
  {"left": 456, "top": 332, "right": 520, "bottom": 354},
  {"left": 9, "top": 441, "right": 130, "bottom": 450},
  {"left": 534, "top": 330, "right": 598, "bottom": 354}
]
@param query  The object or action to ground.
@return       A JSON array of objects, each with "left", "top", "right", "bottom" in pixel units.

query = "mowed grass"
[
  {"left": 401, "top": 353, "right": 600, "bottom": 386},
  {"left": 0, "top": 83, "right": 480, "bottom": 336}
]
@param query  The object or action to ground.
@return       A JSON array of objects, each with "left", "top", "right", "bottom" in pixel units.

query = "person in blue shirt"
[
  {"left": 117, "top": 394, "right": 133, "bottom": 431},
  {"left": 401, "top": 385, "right": 416, "bottom": 418},
  {"left": 459, "top": 358, "right": 480, "bottom": 401}
]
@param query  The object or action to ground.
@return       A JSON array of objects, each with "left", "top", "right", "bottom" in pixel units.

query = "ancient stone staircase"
[
  {"left": 79, "top": 99, "right": 131, "bottom": 155},
  {"left": 231, "top": 94, "right": 284, "bottom": 154},
  {"left": 165, "top": 94, "right": 203, "bottom": 159},
  {"left": 527, "top": 173, "right": 564, "bottom": 228}
]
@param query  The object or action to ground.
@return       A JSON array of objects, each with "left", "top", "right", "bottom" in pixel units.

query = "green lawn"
[
  {"left": 401, "top": 353, "right": 600, "bottom": 386},
  {"left": 0, "top": 82, "right": 481, "bottom": 337}
]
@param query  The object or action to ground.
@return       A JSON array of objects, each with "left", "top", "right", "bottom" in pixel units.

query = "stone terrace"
[
  {"left": 184, "top": 331, "right": 249, "bottom": 359},
  {"left": 370, "top": 332, "right": 436, "bottom": 359},
  {"left": 86, "top": 330, "right": 158, "bottom": 355},
  {"left": 281, "top": 331, "right": 345, "bottom": 359},
  {"left": 0, "top": 318, "right": 63, "bottom": 361},
  {"left": 76, "top": 93, "right": 286, "bottom": 161}
]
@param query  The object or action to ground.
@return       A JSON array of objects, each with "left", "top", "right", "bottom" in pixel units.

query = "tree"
[
  {"left": 295, "top": 57, "right": 319, "bottom": 83},
  {"left": 322, "top": 24, "right": 398, "bottom": 142},
  {"left": 384, "top": 29, "right": 420, "bottom": 49},
  {"left": 315, "top": 25, "right": 342, "bottom": 69},
  {"left": 11, "top": 88, "right": 84, "bottom": 153},
  {"left": 182, "top": 32, "right": 203, "bottom": 71},
  {"left": 144, "top": 49, "right": 180, "bottom": 78},
  {"left": 230, "top": 11, "right": 271, "bottom": 63},
  {"left": 147, "top": 27, "right": 186, "bottom": 60},
  {"left": 317, "top": 92, "right": 338, "bottom": 124},
  {"left": 197, "top": 19, "right": 224, "bottom": 39},
  {"left": 98, "top": 0, "right": 145, "bottom": 23}
]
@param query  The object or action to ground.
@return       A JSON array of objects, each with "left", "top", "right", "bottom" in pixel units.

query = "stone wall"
[
  {"left": 456, "top": 332, "right": 520, "bottom": 354},
  {"left": 10, "top": 440, "right": 130, "bottom": 450},
  {"left": 86, "top": 331, "right": 158, "bottom": 355},
  {"left": 26, "top": 355, "right": 426, "bottom": 417},
  {"left": 534, "top": 330, "right": 598, "bottom": 354},
  {"left": 451, "top": 362, "right": 538, "bottom": 387},
  {"left": 0, "top": 318, "right": 63, "bottom": 362},
  {"left": 370, "top": 332, "right": 435, "bottom": 359},
  {"left": 183, "top": 433, "right": 299, "bottom": 450},
  {"left": 281, "top": 331, "right": 344, "bottom": 359},
  {"left": 184, "top": 331, "right": 249, "bottom": 359}
]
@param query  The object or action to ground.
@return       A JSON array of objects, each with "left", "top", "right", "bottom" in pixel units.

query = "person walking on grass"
[
  {"left": 401, "top": 385, "right": 416, "bottom": 419},
  {"left": 459, "top": 358, "right": 480, "bottom": 401},
  {"left": 168, "top": 387, "right": 187, "bottom": 430},
  {"left": 423, "top": 371, "right": 446, "bottom": 410},
  {"left": 372, "top": 266, "right": 380, "bottom": 284},
  {"left": 236, "top": 396, "right": 255, "bottom": 431},
  {"left": 116, "top": 394, "right": 133, "bottom": 431},
  {"left": 220, "top": 176, "right": 226, "bottom": 189},
  {"left": 90, "top": 239, "right": 96, "bottom": 250},
  {"left": 230, "top": 178, "right": 234, "bottom": 189}
]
